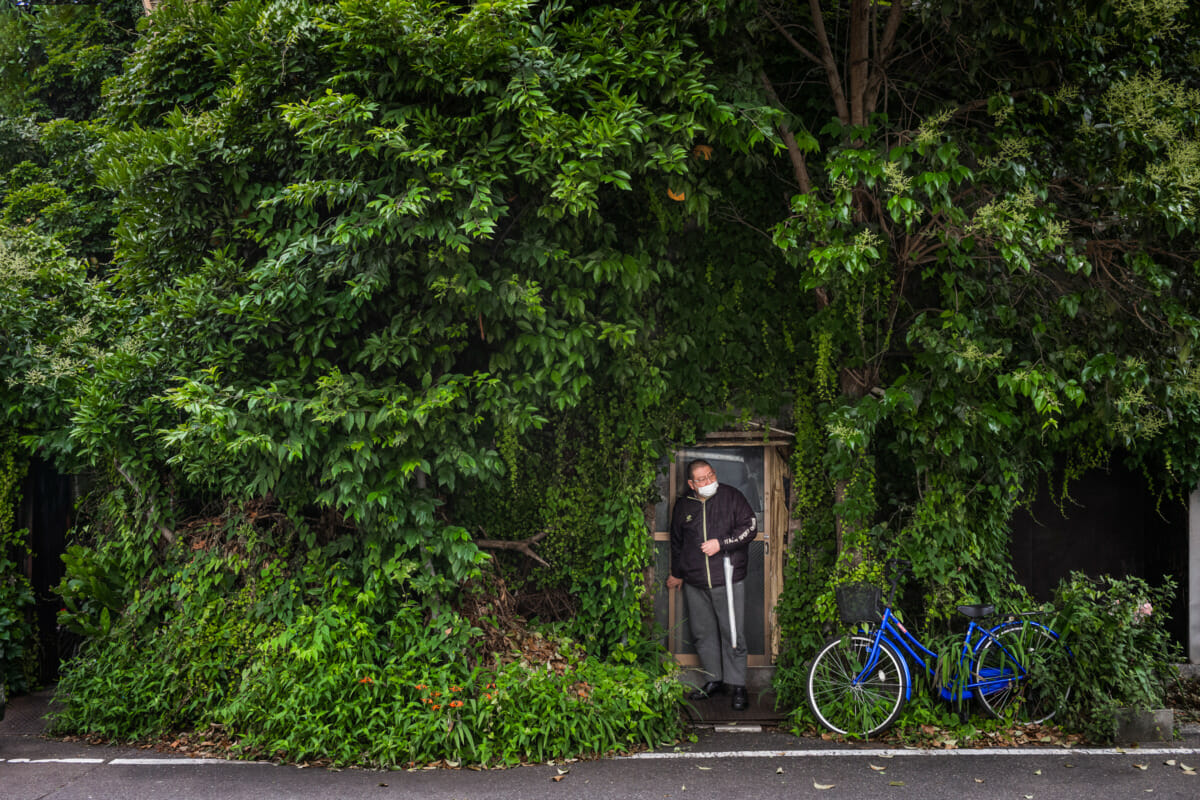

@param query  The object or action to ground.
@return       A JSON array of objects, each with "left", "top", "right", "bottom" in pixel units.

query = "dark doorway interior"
[
  {"left": 1010, "top": 460, "right": 1189, "bottom": 650},
  {"left": 19, "top": 458, "right": 72, "bottom": 685}
]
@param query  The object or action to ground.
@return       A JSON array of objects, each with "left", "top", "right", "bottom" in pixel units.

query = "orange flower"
[
  {"left": 449, "top": 700, "right": 463, "bottom": 708},
  {"left": 358, "top": 677, "right": 373, "bottom": 684},
  {"left": 415, "top": 683, "right": 427, "bottom": 690},
  {"left": 433, "top": 691, "right": 442, "bottom": 697},
  {"left": 449, "top": 686, "right": 462, "bottom": 692},
  {"left": 431, "top": 704, "right": 441, "bottom": 711},
  {"left": 692, "top": 144, "right": 713, "bottom": 160},
  {"left": 667, "top": 188, "right": 686, "bottom": 202}
]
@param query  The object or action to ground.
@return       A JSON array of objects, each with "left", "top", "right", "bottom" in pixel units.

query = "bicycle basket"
[{"left": 835, "top": 583, "right": 882, "bottom": 624}]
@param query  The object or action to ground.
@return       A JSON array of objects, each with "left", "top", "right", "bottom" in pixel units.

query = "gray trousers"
[{"left": 683, "top": 579, "right": 747, "bottom": 687}]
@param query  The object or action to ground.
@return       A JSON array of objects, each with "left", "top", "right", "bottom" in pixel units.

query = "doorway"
[{"left": 651, "top": 436, "right": 791, "bottom": 668}]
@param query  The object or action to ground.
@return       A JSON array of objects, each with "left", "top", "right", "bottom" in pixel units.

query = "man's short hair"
[{"left": 687, "top": 459, "right": 713, "bottom": 481}]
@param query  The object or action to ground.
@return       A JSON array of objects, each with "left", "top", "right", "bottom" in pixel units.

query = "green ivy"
[
  {"left": 458, "top": 388, "right": 667, "bottom": 661},
  {"left": 0, "top": 429, "right": 34, "bottom": 695}
]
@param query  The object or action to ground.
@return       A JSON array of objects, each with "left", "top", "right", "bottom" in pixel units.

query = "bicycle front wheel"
[
  {"left": 973, "top": 622, "right": 1068, "bottom": 724},
  {"left": 807, "top": 634, "right": 907, "bottom": 737}
]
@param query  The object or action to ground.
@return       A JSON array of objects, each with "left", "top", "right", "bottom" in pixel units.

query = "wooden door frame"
[{"left": 654, "top": 435, "right": 790, "bottom": 666}]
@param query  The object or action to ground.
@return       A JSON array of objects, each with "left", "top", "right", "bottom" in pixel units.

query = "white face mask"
[{"left": 697, "top": 481, "right": 718, "bottom": 498}]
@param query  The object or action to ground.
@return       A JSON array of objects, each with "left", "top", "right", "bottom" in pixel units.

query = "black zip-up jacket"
[{"left": 669, "top": 483, "right": 756, "bottom": 589}]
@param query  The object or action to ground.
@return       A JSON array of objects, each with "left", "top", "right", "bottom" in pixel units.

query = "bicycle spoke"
[
  {"left": 808, "top": 635, "right": 906, "bottom": 737},
  {"left": 973, "top": 622, "right": 1068, "bottom": 724}
]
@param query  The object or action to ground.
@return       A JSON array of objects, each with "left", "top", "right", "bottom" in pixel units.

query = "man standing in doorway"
[{"left": 666, "top": 458, "right": 755, "bottom": 711}]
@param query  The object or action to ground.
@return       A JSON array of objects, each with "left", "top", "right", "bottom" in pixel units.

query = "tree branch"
[
  {"left": 848, "top": 0, "right": 870, "bottom": 126},
  {"left": 759, "top": 70, "right": 811, "bottom": 194},
  {"left": 760, "top": 2, "right": 823, "bottom": 68},
  {"left": 808, "top": 0, "right": 851, "bottom": 123},
  {"left": 474, "top": 530, "right": 550, "bottom": 568},
  {"left": 866, "top": 0, "right": 907, "bottom": 116},
  {"left": 112, "top": 460, "right": 174, "bottom": 544}
]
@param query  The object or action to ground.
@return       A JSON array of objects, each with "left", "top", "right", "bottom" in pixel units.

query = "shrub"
[
  {"left": 50, "top": 543, "right": 688, "bottom": 766},
  {"left": 1046, "top": 572, "right": 1182, "bottom": 742}
]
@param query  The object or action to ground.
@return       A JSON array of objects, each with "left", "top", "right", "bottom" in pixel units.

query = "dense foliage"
[
  {"left": 757, "top": 0, "right": 1200, "bottom": 658},
  {"left": 0, "top": 429, "right": 33, "bottom": 696},
  {"left": 1, "top": 0, "right": 1198, "bottom": 757},
  {"left": 50, "top": 512, "right": 686, "bottom": 765},
  {"left": 1047, "top": 573, "right": 1182, "bottom": 742}
]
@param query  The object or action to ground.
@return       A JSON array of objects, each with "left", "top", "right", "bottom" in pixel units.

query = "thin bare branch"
[
  {"left": 760, "top": 2, "right": 823, "bottom": 67},
  {"left": 866, "top": 0, "right": 908, "bottom": 116},
  {"left": 759, "top": 71, "right": 812, "bottom": 194},
  {"left": 804, "top": 0, "right": 851, "bottom": 123}
]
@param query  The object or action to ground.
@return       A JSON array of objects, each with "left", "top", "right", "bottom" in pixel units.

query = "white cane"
[{"left": 723, "top": 555, "right": 737, "bottom": 649}]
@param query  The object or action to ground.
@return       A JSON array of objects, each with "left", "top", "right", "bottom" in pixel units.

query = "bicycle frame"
[{"left": 854, "top": 607, "right": 1047, "bottom": 703}]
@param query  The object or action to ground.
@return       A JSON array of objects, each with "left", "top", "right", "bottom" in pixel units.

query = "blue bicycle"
[{"left": 806, "top": 561, "right": 1070, "bottom": 737}]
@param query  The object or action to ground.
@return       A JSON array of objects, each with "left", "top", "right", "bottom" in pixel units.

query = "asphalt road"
[{"left": 6, "top": 726, "right": 1200, "bottom": 799}]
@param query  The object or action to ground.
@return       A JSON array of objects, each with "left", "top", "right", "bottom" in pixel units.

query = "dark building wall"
[{"left": 1009, "top": 461, "right": 1190, "bottom": 649}]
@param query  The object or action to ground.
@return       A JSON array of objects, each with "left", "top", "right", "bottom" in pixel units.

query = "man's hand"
[
  {"left": 700, "top": 539, "right": 721, "bottom": 557},
  {"left": 666, "top": 575, "right": 683, "bottom": 590}
]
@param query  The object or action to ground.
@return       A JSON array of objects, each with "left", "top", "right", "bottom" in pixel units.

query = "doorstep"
[{"left": 680, "top": 666, "right": 786, "bottom": 725}]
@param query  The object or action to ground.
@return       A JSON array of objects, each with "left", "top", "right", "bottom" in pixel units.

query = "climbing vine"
[
  {"left": 0, "top": 428, "right": 34, "bottom": 695},
  {"left": 458, "top": 388, "right": 667, "bottom": 661}
]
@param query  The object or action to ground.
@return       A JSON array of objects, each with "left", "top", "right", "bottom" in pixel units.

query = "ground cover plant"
[{"left": 49, "top": 503, "right": 687, "bottom": 767}]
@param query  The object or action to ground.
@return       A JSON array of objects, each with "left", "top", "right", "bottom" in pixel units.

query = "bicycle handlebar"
[{"left": 885, "top": 558, "right": 910, "bottom": 607}]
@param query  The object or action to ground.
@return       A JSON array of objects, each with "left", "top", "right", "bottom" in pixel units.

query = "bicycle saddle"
[{"left": 956, "top": 604, "right": 995, "bottom": 619}]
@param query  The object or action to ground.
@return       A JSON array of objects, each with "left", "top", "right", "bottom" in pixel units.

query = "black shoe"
[
  {"left": 730, "top": 685, "right": 748, "bottom": 711},
  {"left": 687, "top": 680, "right": 725, "bottom": 700}
]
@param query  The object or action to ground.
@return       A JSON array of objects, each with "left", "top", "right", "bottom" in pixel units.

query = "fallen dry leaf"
[
  {"left": 776, "top": 767, "right": 784, "bottom": 774},
  {"left": 870, "top": 764, "right": 887, "bottom": 771},
  {"left": 1134, "top": 764, "right": 1148, "bottom": 770},
  {"left": 814, "top": 781, "right": 835, "bottom": 790},
  {"left": 551, "top": 775, "right": 564, "bottom": 782}
]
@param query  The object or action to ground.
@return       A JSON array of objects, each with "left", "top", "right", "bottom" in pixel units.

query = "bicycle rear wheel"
[
  {"left": 807, "top": 634, "right": 907, "bottom": 737},
  {"left": 973, "top": 622, "right": 1068, "bottom": 723}
]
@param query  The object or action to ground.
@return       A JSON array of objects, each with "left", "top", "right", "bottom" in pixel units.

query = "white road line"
[
  {"left": 0, "top": 757, "right": 271, "bottom": 766},
  {"left": 625, "top": 746, "right": 1200, "bottom": 759},
  {"left": 109, "top": 758, "right": 270, "bottom": 766},
  {"left": 6, "top": 748, "right": 1200, "bottom": 766},
  {"left": 0, "top": 758, "right": 105, "bottom": 764}
]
